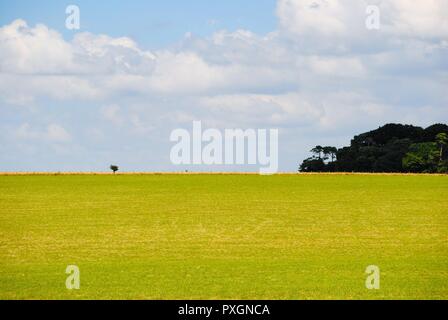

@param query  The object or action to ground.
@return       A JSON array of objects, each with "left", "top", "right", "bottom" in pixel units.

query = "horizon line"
[{"left": 0, "top": 172, "right": 446, "bottom": 176}]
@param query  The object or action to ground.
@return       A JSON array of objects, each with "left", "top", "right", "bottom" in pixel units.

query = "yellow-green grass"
[{"left": 0, "top": 174, "right": 447, "bottom": 299}]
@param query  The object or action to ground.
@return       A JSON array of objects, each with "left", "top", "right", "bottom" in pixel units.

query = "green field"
[{"left": 0, "top": 174, "right": 447, "bottom": 300}]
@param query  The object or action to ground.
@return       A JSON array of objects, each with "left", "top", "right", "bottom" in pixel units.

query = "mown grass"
[{"left": 0, "top": 174, "right": 447, "bottom": 299}]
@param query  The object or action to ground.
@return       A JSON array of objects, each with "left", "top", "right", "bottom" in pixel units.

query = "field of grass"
[{"left": 0, "top": 174, "right": 447, "bottom": 300}]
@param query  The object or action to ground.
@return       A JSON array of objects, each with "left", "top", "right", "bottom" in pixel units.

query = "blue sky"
[
  {"left": 0, "top": 0, "right": 277, "bottom": 48},
  {"left": 0, "top": 0, "right": 447, "bottom": 172}
]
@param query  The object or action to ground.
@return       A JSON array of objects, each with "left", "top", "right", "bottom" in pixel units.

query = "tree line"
[{"left": 299, "top": 123, "right": 448, "bottom": 173}]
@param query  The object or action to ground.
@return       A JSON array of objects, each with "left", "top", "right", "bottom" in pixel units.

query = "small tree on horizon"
[{"left": 110, "top": 165, "right": 119, "bottom": 174}]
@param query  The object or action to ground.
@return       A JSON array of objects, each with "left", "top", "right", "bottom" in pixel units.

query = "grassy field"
[{"left": 0, "top": 174, "right": 447, "bottom": 300}]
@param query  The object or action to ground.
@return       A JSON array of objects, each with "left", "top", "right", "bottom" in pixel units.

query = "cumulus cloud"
[
  {"left": 277, "top": 0, "right": 448, "bottom": 39},
  {"left": 199, "top": 93, "right": 324, "bottom": 127},
  {"left": 0, "top": 20, "right": 296, "bottom": 100},
  {"left": 306, "top": 56, "right": 366, "bottom": 77},
  {"left": 0, "top": 19, "right": 74, "bottom": 74},
  {"left": 277, "top": 0, "right": 357, "bottom": 37},
  {"left": 383, "top": 0, "right": 448, "bottom": 38},
  {"left": 14, "top": 123, "right": 71, "bottom": 143}
]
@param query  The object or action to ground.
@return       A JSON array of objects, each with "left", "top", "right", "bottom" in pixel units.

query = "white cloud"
[
  {"left": 14, "top": 123, "right": 71, "bottom": 143},
  {"left": 277, "top": 0, "right": 356, "bottom": 37},
  {"left": 0, "top": 20, "right": 296, "bottom": 100},
  {"left": 306, "top": 56, "right": 366, "bottom": 77},
  {"left": 46, "top": 124, "right": 71, "bottom": 142},
  {"left": 383, "top": 0, "right": 448, "bottom": 38},
  {"left": 0, "top": 74, "right": 102, "bottom": 102},
  {"left": 277, "top": 0, "right": 448, "bottom": 40},
  {"left": 200, "top": 93, "right": 324, "bottom": 126},
  {"left": 0, "top": 19, "right": 73, "bottom": 74}
]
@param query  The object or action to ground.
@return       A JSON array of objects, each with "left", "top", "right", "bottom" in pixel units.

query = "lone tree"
[{"left": 110, "top": 165, "right": 119, "bottom": 174}]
